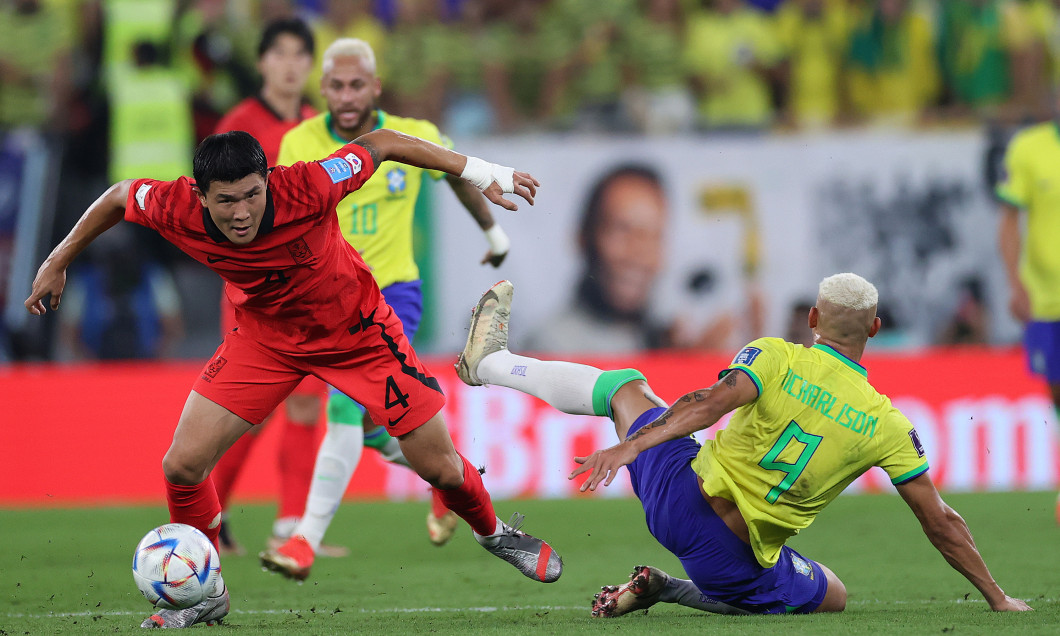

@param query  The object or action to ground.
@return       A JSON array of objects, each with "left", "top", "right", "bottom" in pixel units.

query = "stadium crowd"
[{"left": 1, "top": 0, "right": 1056, "bottom": 362}]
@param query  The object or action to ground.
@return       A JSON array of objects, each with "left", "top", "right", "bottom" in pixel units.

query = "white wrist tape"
[
  {"left": 484, "top": 224, "right": 510, "bottom": 255},
  {"left": 461, "top": 156, "right": 515, "bottom": 193}
]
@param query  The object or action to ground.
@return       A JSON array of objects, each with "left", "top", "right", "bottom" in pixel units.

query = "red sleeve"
[
  {"left": 124, "top": 178, "right": 190, "bottom": 232},
  {"left": 284, "top": 142, "right": 378, "bottom": 214}
]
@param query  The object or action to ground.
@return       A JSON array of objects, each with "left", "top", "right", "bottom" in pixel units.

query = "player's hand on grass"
[
  {"left": 25, "top": 261, "right": 67, "bottom": 315},
  {"left": 569, "top": 441, "right": 639, "bottom": 492},
  {"left": 483, "top": 171, "right": 539, "bottom": 211},
  {"left": 990, "top": 595, "right": 1032, "bottom": 612}
]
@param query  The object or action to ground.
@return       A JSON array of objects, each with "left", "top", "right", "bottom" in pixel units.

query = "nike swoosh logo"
[
  {"left": 388, "top": 410, "right": 411, "bottom": 427},
  {"left": 206, "top": 255, "right": 229, "bottom": 263}
]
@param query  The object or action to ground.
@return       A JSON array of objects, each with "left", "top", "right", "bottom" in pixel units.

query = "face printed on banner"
[{"left": 588, "top": 173, "right": 667, "bottom": 317}]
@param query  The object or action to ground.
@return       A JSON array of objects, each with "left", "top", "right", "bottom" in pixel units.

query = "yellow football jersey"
[
  {"left": 996, "top": 122, "right": 1060, "bottom": 320},
  {"left": 277, "top": 110, "right": 449, "bottom": 289},
  {"left": 691, "top": 337, "right": 928, "bottom": 567}
]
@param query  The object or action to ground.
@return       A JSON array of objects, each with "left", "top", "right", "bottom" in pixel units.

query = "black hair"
[
  {"left": 192, "top": 131, "right": 268, "bottom": 193},
  {"left": 258, "top": 17, "right": 315, "bottom": 59},
  {"left": 578, "top": 163, "right": 665, "bottom": 262}
]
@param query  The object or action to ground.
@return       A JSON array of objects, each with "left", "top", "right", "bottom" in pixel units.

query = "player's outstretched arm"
[
  {"left": 352, "top": 129, "right": 539, "bottom": 211},
  {"left": 445, "top": 175, "right": 509, "bottom": 267},
  {"left": 570, "top": 370, "right": 758, "bottom": 492},
  {"left": 24, "top": 180, "right": 132, "bottom": 316},
  {"left": 896, "top": 473, "right": 1031, "bottom": 612}
]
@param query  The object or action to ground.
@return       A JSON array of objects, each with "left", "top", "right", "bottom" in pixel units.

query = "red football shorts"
[
  {"left": 219, "top": 291, "right": 326, "bottom": 399},
  {"left": 194, "top": 302, "right": 444, "bottom": 435}
]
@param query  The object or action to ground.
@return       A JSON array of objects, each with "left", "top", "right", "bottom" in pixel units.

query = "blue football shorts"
[
  {"left": 1023, "top": 321, "right": 1060, "bottom": 383},
  {"left": 625, "top": 406, "right": 829, "bottom": 614}
]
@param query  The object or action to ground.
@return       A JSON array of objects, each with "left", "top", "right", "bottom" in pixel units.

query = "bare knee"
[
  {"left": 611, "top": 380, "right": 666, "bottom": 438},
  {"left": 285, "top": 394, "right": 321, "bottom": 425},
  {"left": 814, "top": 564, "right": 847, "bottom": 613},
  {"left": 399, "top": 437, "right": 464, "bottom": 488},
  {"left": 162, "top": 450, "right": 209, "bottom": 486}
]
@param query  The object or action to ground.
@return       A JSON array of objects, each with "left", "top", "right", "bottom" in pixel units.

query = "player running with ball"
[
  {"left": 456, "top": 274, "right": 1030, "bottom": 616},
  {"left": 25, "top": 130, "right": 562, "bottom": 629}
]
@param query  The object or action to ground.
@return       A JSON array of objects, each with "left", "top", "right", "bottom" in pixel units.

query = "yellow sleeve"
[
  {"left": 875, "top": 413, "right": 930, "bottom": 485},
  {"left": 721, "top": 338, "right": 788, "bottom": 397},
  {"left": 996, "top": 133, "right": 1030, "bottom": 209},
  {"left": 277, "top": 129, "right": 298, "bottom": 168}
]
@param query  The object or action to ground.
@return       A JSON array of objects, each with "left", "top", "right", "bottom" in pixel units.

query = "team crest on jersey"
[
  {"left": 790, "top": 554, "right": 813, "bottom": 578},
  {"left": 909, "top": 428, "right": 926, "bottom": 458},
  {"left": 732, "top": 346, "right": 762, "bottom": 366},
  {"left": 286, "top": 238, "right": 312, "bottom": 263},
  {"left": 344, "top": 153, "right": 363, "bottom": 174},
  {"left": 202, "top": 356, "right": 228, "bottom": 382},
  {"left": 387, "top": 168, "right": 406, "bottom": 194},
  {"left": 321, "top": 157, "right": 353, "bottom": 183}
]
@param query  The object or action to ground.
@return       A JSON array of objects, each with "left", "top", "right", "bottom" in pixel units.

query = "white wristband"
[
  {"left": 484, "top": 224, "right": 510, "bottom": 255},
  {"left": 461, "top": 156, "right": 515, "bottom": 194}
]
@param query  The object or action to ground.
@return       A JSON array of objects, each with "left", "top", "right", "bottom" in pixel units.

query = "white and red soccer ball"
[{"left": 132, "top": 523, "right": 221, "bottom": 610}]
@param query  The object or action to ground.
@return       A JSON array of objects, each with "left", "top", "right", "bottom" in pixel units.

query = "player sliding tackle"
[
  {"left": 456, "top": 275, "right": 1031, "bottom": 616},
  {"left": 25, "top": 130, "right": 562, "bottom": 629}
]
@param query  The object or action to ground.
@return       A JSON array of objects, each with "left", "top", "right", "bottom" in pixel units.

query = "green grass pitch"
[{"left": 2, "top": 491, "right": 1056, "bottom": 634}]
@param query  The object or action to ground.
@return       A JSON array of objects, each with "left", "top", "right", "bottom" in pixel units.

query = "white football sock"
[
  {"left": 294, "top": 422, "right": 364, "bottom": 551},
  {"left": 477, "top": 350, "right": 601, "bottom": 415},
  {"left": 472, "top": 515, "right": 505, "bottom": 545}
]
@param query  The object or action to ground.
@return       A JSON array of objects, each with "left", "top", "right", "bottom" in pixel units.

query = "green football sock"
[{"left": 591, "top": 369, "right": 647, "bottom": 419}]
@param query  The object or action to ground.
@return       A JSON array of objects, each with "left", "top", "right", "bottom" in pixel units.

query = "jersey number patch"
[
  {"left": 759, "top": 420, "right": 822, "bottom": 504},
  {"left": 350, "top": 202, "right": 378, "bottom": 235},
  {"left": 385, "top": 375, "right": 410, "bottom": 410}
]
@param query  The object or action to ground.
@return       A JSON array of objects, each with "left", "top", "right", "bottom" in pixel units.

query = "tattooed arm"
[
  {"left": 352, "top": 129, "right": 539, "bottom": 211},
  {"left": 569, "top": 370, "right": 759, "bottom": 492}
]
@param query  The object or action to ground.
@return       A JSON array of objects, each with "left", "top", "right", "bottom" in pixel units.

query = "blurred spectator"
[
  {"left": 439, "top": 0, "right": 496, "bottom": 136},
  {"left": 845, "top": 0, "right": 939, "bottom": 126},
  {"left": 381, "top": 0, "right": 450, "bottom": 123},
  {"left": 108, "top": 40, "right": 193, "bottom": 182},
  {"left": 57, "top": 226, "right": 183, "bottom": 360},
  {"left": 173, "top": 0, "right": 258, "bottom": 141},
  {"left": 523, "top": 164, "right": 735, "bottom": 353},
  {"left": 937, "top": 277, "right": 990, "bottom": 345},
  {"left": 622, "top": 0, "right": 696, "bottom": 134},
  {"left": 306, "top": 0, "right": 387, "bottom": 110},
  {"left": 0, "top": 0, "right": 74, "bottom": 132},
  {"left": 682, "top": 0, "right": 785, "bottom": 131},
  {"left": 479, "top": 0, "right": 569, "bottom": 133},
  {"left": 936, "top": 0, "right": 1039, "bottom": 120},
  {"left": 785, "top": 300, "right": 816, "bottom": 347},
  {"left": 547, "top": 0, "right": 637, "bottom": 131},
  {"left": 775, "top": 0, "right": 852, "bottom": 129}
]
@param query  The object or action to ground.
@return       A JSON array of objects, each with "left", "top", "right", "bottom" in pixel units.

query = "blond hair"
[
  {"left": 818, "top": 273, "right": 878, "bottom": 311},
  {"left": 321, "top": 38, "right": 377, "bottom": 76}
]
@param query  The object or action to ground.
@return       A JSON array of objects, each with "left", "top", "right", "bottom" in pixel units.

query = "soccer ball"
[{"left": 131, "top": 523, "right": 221, "bottom": 610}]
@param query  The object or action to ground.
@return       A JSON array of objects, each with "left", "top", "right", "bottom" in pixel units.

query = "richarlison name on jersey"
[{"left": 780, "top": 369, "right": 877, "bottom": 437}]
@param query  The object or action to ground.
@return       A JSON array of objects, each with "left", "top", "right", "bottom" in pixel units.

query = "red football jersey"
[
  {"left": 125, "top": 143, "right": 379, "bottom": 354},
  {"left": 214, "top": 96, "right": 316, "bottom": 166}
]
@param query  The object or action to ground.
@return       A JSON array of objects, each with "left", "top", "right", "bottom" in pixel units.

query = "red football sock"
[
  {"left": 166, "top": 476, "right": 222, "bottom": 550},
  {"left": 435, "top": 455, "right": 497, "bottom": 536},
  {"left": 277, "top": 418, "right": 318, "bottom": 520},
  {"left": 211, "top": 432, "right": 259, "bottom": 509},
  {"left": 429, "top": 487, "right": 450, "bottom": 518}
]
